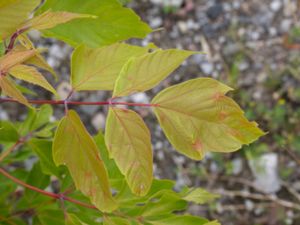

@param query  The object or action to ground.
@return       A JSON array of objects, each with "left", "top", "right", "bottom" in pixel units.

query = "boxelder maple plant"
[{"left": 0, "top": 0, "right": 265, "bottom": 224}]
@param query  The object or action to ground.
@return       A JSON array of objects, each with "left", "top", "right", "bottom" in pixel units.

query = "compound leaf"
[
  {"left": 53, "top": 110, "right": 117, "bottom": 212},
  {"left": 71, "top": 43, "right": 150, "bottom": 91},
  {"left": 0, "top": 0, "right": 40, "bottom": 39},
  {"left": 105, "top": 107, "right": 153, "bottom": 196},
  {"left": 152, "top": 78, "right": 265, "bottom": 160},
  {"left": 113, "top": 49, "right": 197, "bottom": 97},
  {"left": 0, "top": 76, "right": 30, "bottom": 107},
  {"left": 17, "top": 36, "right": 57, "bottom": 79},
  {"left": 9, "top": 64, "right": 56, "bottom": 94},
  {"left": 36, "top": 0, "right": 152, "bottom": 48}
]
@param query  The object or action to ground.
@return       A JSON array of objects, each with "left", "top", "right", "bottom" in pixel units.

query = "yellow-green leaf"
[
  {"left": 0, "top": 0, "right": 40, "bottom": 39},
  {"left": 0, "top": 49, "right": 36, "bottom": 72},
  {"left": 71, "top": 43, "right": 150, "bottom": 91},
  {"left": 35, "top": 0, "right": 152, "bottom": 48},
  {"left": 0, "top": 76, "right": 30, "bottom": 107},
  {"left": 21, "top": 10, "right": 96, "bottom": 31},
  {"left": 9, "top": 64, "right": 56, "bottom": 94},
  {"left": 151, "top": 78, "right": 265, "bottom": 160},
  {"left": 182, "top": 188, "right": 219, "bottom": 204},
  {"left": 113, "top": 49, "right": 198, "bottom": 97},
  {"left": 53, "top": 110, "right": 117, "bottom": 212},
  {"left": 16, "top": 40, "right": 57, "bottom": 80},
  {"left": 105, "top": 107, "right": 153, "bottom": 196},
  {"left": 18, "top": 34, "right": 34, "bottom": 49}
]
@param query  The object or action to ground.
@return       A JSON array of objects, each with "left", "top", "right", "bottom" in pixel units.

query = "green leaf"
[
  {"left": 36, "top": 0, "right": 152, "bottom": 48},
  {"left": 65, "top": 213, "right": 87, "bottom": 225},
  {"left": 29, "top": 139, "right": 60, "bottom": 177},
  {"left": 71, "top": 43, "right": 151, "bottom": 91},
  {"left": 21, "top": 10, "right": 96, "bottom": 31},
  {"left": 9, "top": 64, "right": 57, "bottom": 95},
  {"left": 103, "top": 216, "right": 131, "bottom": 225},
  {"left": 0, "top": 42, "right": 4, "bottom": 56},
  {"left": 53, "top": 110, "right": 117, "bottom": 212},
  {"left": 24, "top": 162, "right": 50, "bottom": 202},
  {"left": 204, "top": 221, "right": 221, "bottom": 225},
  {"left": 148, "top": 215, "right": 209, "bottom": 225},
  {"left": 113, "top": 49, "right": 198, "bottom": 97},
  {"left": 105, "top": 107, "right": 153, "bottom": 196},
  {"left": 33, "top": 210, "right": 65, "bottom": 225},
  {"left": 181, "top": 188, "right": 219, "bottom": 204},
  {"left": 15, "top": 83, "right": 38, "bottom": 96},
  {"left": 19, "top": 104, "right": 53, "bottom": 135},
  {"left": 0, "top": 121, "right": 19, "bottom": 142},
  {"left": 0, "top": 76, "right": 30, "bottom": 107},
  {"left": 94, "top": 131, "right": 123, "bottom": 179},
  {"left": 0, "top": 0, "right": 40, "bottom": 39},
  {"left": 151, "top": 78, "right": 265, "bottom": 160},
  {"left": 141, "top": 192, "right": 187, "bottom": 217}
]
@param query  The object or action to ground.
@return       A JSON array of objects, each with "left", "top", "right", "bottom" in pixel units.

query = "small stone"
[
  {"left": 130, "top": 92, "right": 149, "bottom": 103},
  {"left": 249, "top": 153, "right": 281, "bottom": 194},
  {"left": 270, "top": 0, "right": 282, "bottom": 12},
  {"left": 280, "top": 19, "right": 292, "bottom": 33},
  {"left": 0, "top": 110, "right": 8, "bottom": 120},
  {"left": 268, "top": 27, "right": 277, "bottom": 37},
  {"left": 91, "top": 113, "right": 106, "bottom": 130},
  {"left": 232, "top": 1, "right": 241, "bottom": 9},
  {"left": 250, "top": 31, "right": 260, "bottom": 41},
  {"left": 232, "top": 158, "right": 243, "bottom": 175},
  {"left": 178, "top": 21, "right": 188, "bottom": 33},
  {"left": 150, "top": 17, "right": 162, "bottom": 28},
  {"left": 57, "top": 81, "right": 73, "bottom": 100},
  {"left": 46, "top": 57, "right": 58, "bottom": 68},
  {"left": 206, "top": 4, "right": 223, "bottom": 20},
  {"left": 200, "top": 61, "right": 214, "bottom": 75},
  {"left": 223, "top": 43, "right": 242, "bottom": 56},
  {"left": 245, "top": 200, "right": 254, "bottom": 211},
  {"left": 239, "top": 61, "right": 249, "bottom": 71}
]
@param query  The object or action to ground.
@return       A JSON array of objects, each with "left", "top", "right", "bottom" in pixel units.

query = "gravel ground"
[{"left": 2, "top": 0, "right": 300, "bottom": 224}]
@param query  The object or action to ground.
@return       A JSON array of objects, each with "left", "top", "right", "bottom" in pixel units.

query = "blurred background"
[{"left": 1, "top": 0, "right": 300, "bottom": 224}]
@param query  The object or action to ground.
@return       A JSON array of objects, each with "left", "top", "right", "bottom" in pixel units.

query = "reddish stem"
[
  {"left": 0, "top": 98, "right": 159, "bottom": 107},
  {"left": 5, "top": 28, "right": 27, "bottom": 54},
  {"left": 0, "top": 167, "right": 97, "bottom": 210}
]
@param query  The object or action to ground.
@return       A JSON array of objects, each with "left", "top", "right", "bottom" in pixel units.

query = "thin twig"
[
  {"left": 0, "top": 168, "right": 97, "bottom": 210},
  {"left": 215, "top": 189, "right": 300, "bottom": 211},
  {"left": 5, "top": 28, "right": 27, "bottom": 54},
  {"left": 0, "top": 134, "right": 32, "bottom": 162},
  {"left": 0, "top": 98, "right": 159, "bottom": 107}
]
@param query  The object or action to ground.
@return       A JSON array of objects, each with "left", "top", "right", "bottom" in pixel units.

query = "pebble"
[
  {"left": 150, "top": 0, "right": 183, "bottom": 7},
  {"left": 232, "top": 158, "right": 243, "bottom": 175},
  {"left": 91, "top": 113, "right": 106, "bottom": 130},
  {"left": 178, "top": 21, "right": 188, "bottom": 33},
  {"left": 270, "top": 0, "right": 282, "bottom": 12},
  {"left": 150, "top": 17, "right": 163, "bottom": 28},
  {"left": 206, "top": 4, "right": 223, "bottom": 20},
  {"left": 280, "top": 18, "right": 292, "bottom": 33},
  {"left": 200, "top": 61, "right": 214, "bottom": 75},
  {"left": 249, "top": 153, "right": 281, "bottom": 193},
  {"left": 130, "top": 92, "right": 149, "bottom": 103}
]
